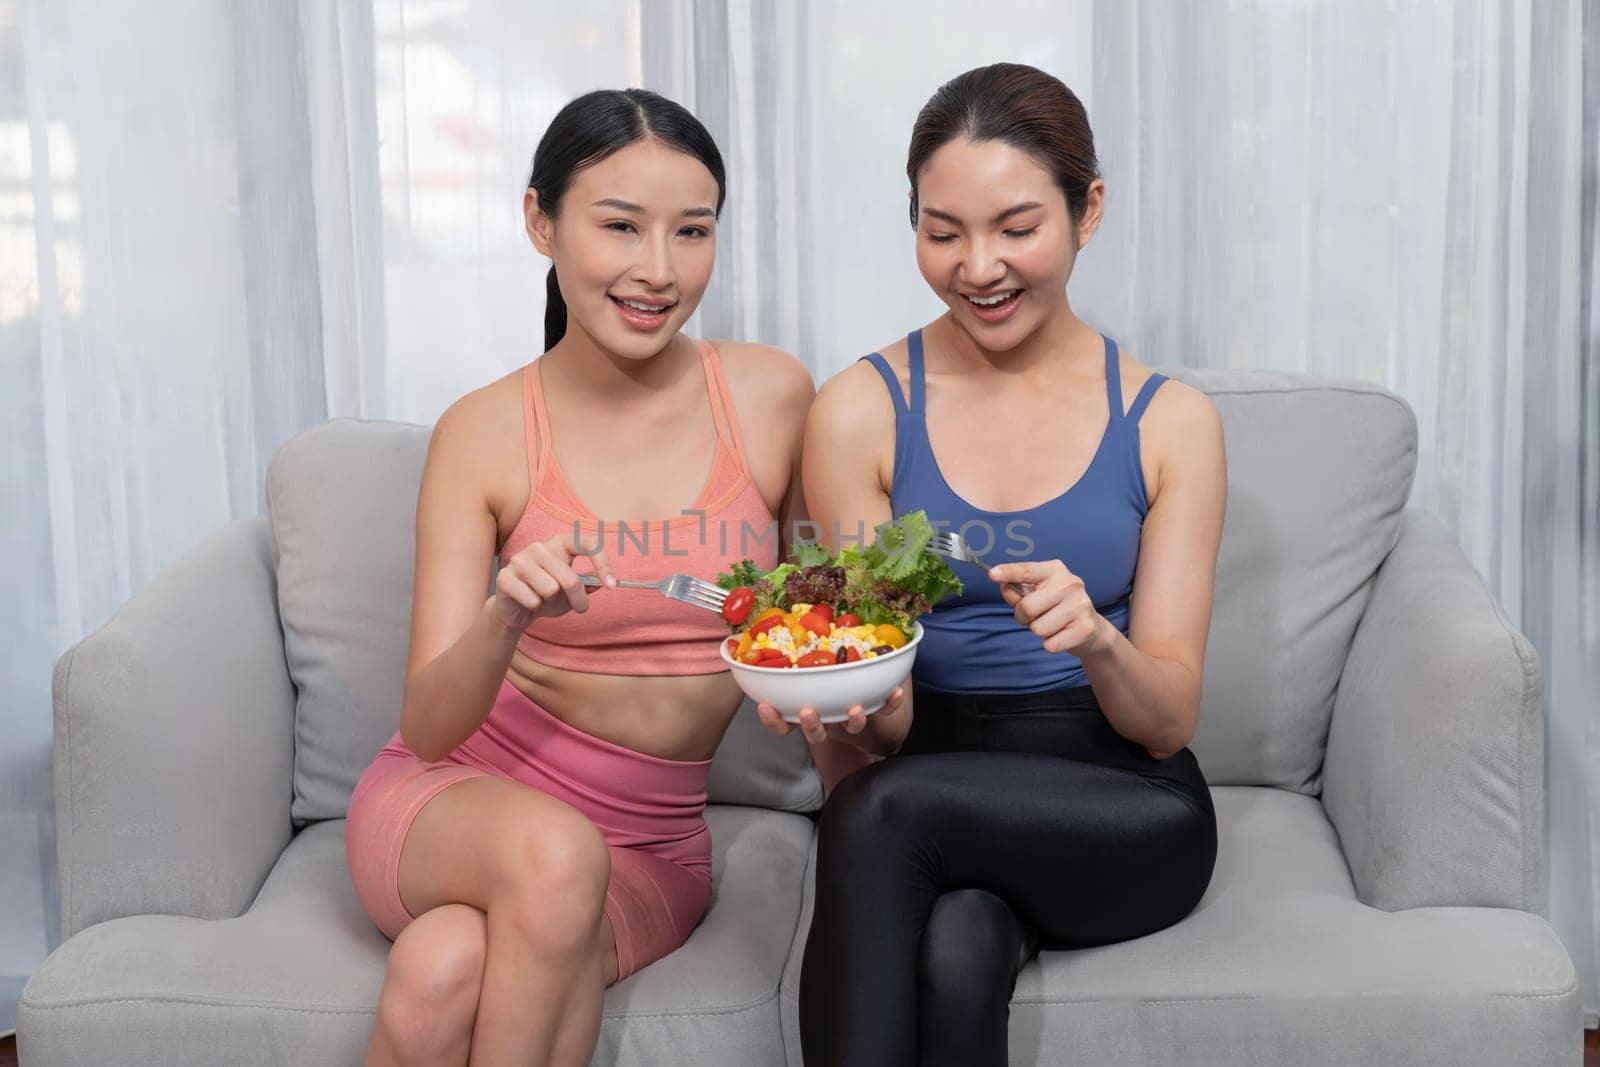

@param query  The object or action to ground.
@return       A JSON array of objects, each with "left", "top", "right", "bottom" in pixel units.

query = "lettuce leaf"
[
  {"left": 715, "top": 559, "right": 767, "bottom": 590},
  {"left": 710, "top": 510, "right": 960, "bottom": 628},
  {"left": 793, "top": 540, "right": 833, "bottom": 567},
  {"left": 866, "top": 512, "right": 963, "bottom": 607}
]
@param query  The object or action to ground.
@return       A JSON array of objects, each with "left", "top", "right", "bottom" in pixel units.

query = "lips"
[
  {"left": 961, "top": 288, "right": 1023, "bottom": 323},
  {"left": 610, "top": 294, "right": 676, "bottom": 331}
]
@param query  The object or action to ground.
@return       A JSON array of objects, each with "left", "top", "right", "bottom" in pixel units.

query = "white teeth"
[
  {"left": 620, "top": 299, "right": 668, "bottom": 312},
  {"left": 968, "top": 290, "right": 1018, "bottom": 307}
]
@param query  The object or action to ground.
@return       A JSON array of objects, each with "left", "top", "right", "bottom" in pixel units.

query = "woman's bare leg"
[
  {"left": 365, "top": 775, "right": 620, "bottom": 1067},
  {"left": 365, "top": 903, "right": 486, "bottom": 1066}
]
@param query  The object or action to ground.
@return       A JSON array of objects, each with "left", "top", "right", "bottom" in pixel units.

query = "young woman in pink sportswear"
[{"left": 343, "top": 89, "right": 813, "bottom": 1066}]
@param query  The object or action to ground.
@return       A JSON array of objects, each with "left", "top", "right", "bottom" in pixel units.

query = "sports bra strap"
[
  {"left": 522, "top": 361, "right": 554, "bottom": 490},
  {"left": 699, "top": 340, "right": 750, "bottom": 471},
  {"left": 1102, "top": 336, "right": 1125, "bottom": 420},
  {"left": 907, "top": 329, "right": 928, "bottom": 413},
  {"left": 1126, "top": 372, "right": 1167, "bottom": 425},
  {"left": 860, "top": 353, "right": 910, "bottom": 419}
]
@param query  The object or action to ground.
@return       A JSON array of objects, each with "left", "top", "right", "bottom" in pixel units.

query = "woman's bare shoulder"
[
  {"left": 425, "top": 367, "right": 530, "bottom": 524},
  {"left": 1140, "top": 372, "right": 1219, "bottom": 434},
  {"left": 1113, "top": 347, "right": 1214, "bottom": 423},
  {"left": 709, "top": 339, "right": 815, "bottom": 410},
  {"left": 868, "top": 335, "right": 911, "bottom": 369},
  {"left": 430, "top": 368, "right": 524, "bottom": 455},
  {"left": 820, "top": 334, "right": 911, "bottom": 403},
  {"left": 1118, "top": 353, "right": 1223, "bottom": 504}
]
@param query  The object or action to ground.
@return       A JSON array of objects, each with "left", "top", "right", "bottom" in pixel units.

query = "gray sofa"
[{"left": 18, "top": 368, "right": 1580, "bottom": 1065}]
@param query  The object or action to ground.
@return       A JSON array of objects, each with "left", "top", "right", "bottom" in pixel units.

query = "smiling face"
[
  {"left": 913, "top": 136, "right": 1103, "bottom": 351},
  {"left": 526, "top": 137, "right": 720, "bottom": 360}
]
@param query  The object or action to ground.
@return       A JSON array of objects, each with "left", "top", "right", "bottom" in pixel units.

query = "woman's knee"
[
  {"left": 821, "top": 756, "right": 943, "bottom": 850},
  {"left": 491, "top": 813, "right": 612, "bottom": 949},
  {"left": 377, "top": 904, "right": 487, "bottom": 1051},
  {"left": 920, "top": 889, "right": 1028, "bottom": 1005}
]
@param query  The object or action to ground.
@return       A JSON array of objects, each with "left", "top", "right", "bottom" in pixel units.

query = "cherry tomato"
[
  {"left": 721, "top": 587, "right": 755, "bottom": 626},
  {"left": 740, "top": 649, "right": 765, "bottom": 665},
  {"left": 750, "top": 610, "right": 785, "bottom": 637},
  {"left": 797, "top": 651, "right": 838, "bottom": 669},
  {"left": 835, "top": 613, "right": 861, "bottom": 628},
  {"left": 798, "top": 612, "right": 831, "bottom": 639},
  {"left": 844, "top": 646, "right": 862, "bottom": 663},
  {"left": 810, "top": 604, "right": 835, "bottom": 624}
]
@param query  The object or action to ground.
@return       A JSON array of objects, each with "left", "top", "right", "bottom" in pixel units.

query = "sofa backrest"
[
  {"left": 265, "top": 419, "right": 822, "bottom": 825},
  {"left": 267, "top": 367, "right": 1416, "bottom": 817},
  {"left": 1161, "top": 367, "right": 1417, "bottom": 793}
]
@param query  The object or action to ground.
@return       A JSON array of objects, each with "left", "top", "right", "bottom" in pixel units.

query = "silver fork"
[
  {"left": 579, "top": 572, "right": 728, "bottom": 613},
  {"left": 929, "top": 530, "right": 1026, "bottom": 594}
]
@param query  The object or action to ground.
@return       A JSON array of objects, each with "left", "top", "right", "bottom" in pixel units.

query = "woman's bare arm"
[
  {"left": 397, "top": 393, "right": 525, "bottom": 761},
  {"left": 1078, "top": 381, "right": 1227, "bottom": 759}
]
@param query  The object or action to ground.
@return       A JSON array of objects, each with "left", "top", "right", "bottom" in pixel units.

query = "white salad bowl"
[{"left": 719, "top": 622, "right": 923, "bottom": 724}]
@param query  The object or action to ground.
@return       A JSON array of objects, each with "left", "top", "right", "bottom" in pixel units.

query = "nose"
[
  {"left": 631, "top": 232, "right": 674, "bottom": 290},
  {"left": 960, "top": 235, "right": 1007, "bottom": 290}
]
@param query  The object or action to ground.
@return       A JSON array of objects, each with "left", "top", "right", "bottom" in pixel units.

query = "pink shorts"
[{"left": 345, "top": 682, "right": 715, "bottom": 982}]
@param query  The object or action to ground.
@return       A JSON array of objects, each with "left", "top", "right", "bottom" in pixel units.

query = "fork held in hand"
[
  {"left": 929, "top": 530, "right": 1026, "bottom": 595},
  {"left": 579, "top": 572, "right": 728, "bottom": 614}
]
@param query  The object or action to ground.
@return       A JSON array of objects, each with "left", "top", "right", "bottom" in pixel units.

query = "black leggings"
[{"left": 798, "top": 685, "right": 1217, "bottom": 1067}]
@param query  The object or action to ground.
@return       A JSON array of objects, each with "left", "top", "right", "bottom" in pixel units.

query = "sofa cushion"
[
  {"left": 267, "top": 419, "right": 427, "bottom": 824},
  {"left": 708, "top": 701, "right": 823, "bottom": 812},
  {"left": 1160, "top": 369, "right": 1417, "bottom": 793},
  {"left": 1007, "top": 787, "right": 1575, "bottom": 1063},
  {"left": 19, "top": 805, "right": 815, "bottom": 1066},
  {"left": 265, "top": 418, "right": 823, "bottom": 822},
  {"left": 777, "top": 787, "right": 1576, "bottom": 1067}
]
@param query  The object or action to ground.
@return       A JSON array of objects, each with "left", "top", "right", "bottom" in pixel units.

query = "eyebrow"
[
  {"left": 922, "top": 201, "right": 1045, "bottom": 226},
  {"left": 592, "top": 198, "right": 717, "bottom": 219}
]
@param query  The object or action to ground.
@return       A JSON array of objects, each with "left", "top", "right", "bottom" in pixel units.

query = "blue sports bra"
[{"left": 860, "top": 329, "right": 1166, "bottom": 693}]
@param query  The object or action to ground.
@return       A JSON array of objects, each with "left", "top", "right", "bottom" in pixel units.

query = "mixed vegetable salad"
[{"left": 715, "top": 511, "right": 962, "bottom": 669}]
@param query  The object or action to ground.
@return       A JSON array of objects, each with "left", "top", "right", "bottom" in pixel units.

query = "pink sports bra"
[{"left": 499, "top": 340, "right": 780, "bottom": 675}]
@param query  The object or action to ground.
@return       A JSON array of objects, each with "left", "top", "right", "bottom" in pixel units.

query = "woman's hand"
[
  {"left": 755, "top": 685, "right": 910, "bottom": 752},
  {"left": 988, "top": 560, "right": 1112, "bottom": 657},
  {"left": 485, "top": 532, "right": 617, "bottom": 634}
]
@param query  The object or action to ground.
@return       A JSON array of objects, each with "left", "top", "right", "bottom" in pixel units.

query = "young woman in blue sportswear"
[{"left": 758, "top": 63, "right": 1227, "bottom": 1067}]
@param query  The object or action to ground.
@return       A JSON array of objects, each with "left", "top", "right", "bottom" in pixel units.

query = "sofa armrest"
[
  {"left": 1322, "top": 509, "right": 1544, "bottom": 913},
  {"left": 53, "top": 516, "right": 296, "bottom": 940}
]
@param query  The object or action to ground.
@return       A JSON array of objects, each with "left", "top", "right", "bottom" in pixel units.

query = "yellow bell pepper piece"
[{"left": 874, "top": 624, "right": 907, "bottom": 649}]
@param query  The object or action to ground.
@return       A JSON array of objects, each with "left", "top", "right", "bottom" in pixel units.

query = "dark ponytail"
[
  {"left": 544, "top": 266, "right": 566, "bottom": 352},
  {"left": 529, "top": 88, "right": 727, "bottom": 350}
]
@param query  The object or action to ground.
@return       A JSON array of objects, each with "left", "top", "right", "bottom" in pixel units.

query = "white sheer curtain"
[
  {"left": 1081, "top": 3, "right": 1597, "bottom": 1027},
  {"left": 0, "top": 0, "right": 629, "bottom": 1032},
  {"left": 3, "top": 0, "right": 1595, "bottom": 1035},
  {"left": 3, "top": 0, "right": 352, "bottom": 1031},
  {"left": 372, "top": 0, "right": 641, "bottom": 423},
  {"left": 659, "top": 0, "right": 1599, "bottom": 1025}
]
